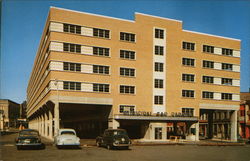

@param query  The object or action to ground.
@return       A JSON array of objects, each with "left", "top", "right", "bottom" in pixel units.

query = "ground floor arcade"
[{"left": 28, "top": 99, "right": 238, "bottom": 142}]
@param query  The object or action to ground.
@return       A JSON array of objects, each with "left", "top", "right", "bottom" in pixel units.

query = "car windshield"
[
  {"left": 113, "top": 130, "right": 127, "bottom": 136},
  {"left": 61, "top": 131, "right": 75, "bottom": 135},
  {"left": 19, "top": 130, "right": 39, "bottom": 137}
]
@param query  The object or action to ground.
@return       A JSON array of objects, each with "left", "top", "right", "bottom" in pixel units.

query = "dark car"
[
  {"left": 15, "top": 129, "right": 43, "bottom": 150},
  {"left": 96, "top": 129, "right": 131, "bottom": 150}
]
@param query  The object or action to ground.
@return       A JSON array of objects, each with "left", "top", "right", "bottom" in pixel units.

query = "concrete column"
[
  {"left": 41, "top": 114, "right": 44, "bottom": 136},
  {"left": 195, "top": 122, "right": 199, "bottom": 141},
  {"left": 44, "top": 113, "right": 48, "bottom": 137},
  {"left": 54, "top": 102, "right": 60, "bottom": 135},
  {"left": 230, "top": 110, "right": 237, "bottom": 142},
  {"left": 38, "top": 116, "right": 41, "bottom": 133},
  {"left": 49, "top": 110, "right": 53, "bottom": 139}
]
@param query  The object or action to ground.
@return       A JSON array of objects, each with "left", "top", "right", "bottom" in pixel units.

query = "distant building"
[
  {"left": 0, "top": 99, "right": 20, "bottom": 130},
  {"left": 27, "top": 7, "right": 240, "bottom": 141},
  {"left": 239, "top": 92, "right": 250, "bottom": 139}
]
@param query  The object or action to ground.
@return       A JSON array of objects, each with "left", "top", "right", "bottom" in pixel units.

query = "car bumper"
[
  {"left": 16, "top": 143, "right": 42, "bottom": 146},
  {"left": 113, "top": 143, "right": 131, "bottom": 147},
  {"left": 56, "top": 142, "right": 80, "bottom": 146}
]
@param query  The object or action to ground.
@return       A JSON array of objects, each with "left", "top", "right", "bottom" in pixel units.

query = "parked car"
[
  {"left": 96, "top": 129, "right": 131, "bottom": 150},
  {"left": 15, "top": 129, "right": 43, "bottom": 150},
  {"left": 54, "top": 129, "right": 80, "bottom": 148}
]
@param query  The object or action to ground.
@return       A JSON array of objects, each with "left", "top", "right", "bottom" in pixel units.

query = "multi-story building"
[
  {"left": 27, "top": 7, "right": 241, "bottom": 141},
  {"left": 239, "top": 92, "right": 250, "bottom": 139},
  {"left": 0, "top": 99, "right": 20, "bottom": 130}
]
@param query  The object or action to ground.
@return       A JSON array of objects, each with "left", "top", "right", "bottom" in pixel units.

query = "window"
[
  {"left": 120, "top": 85, "right": 135, "bottom": 94},
  {"left": 120, "top": 32, "right": 135, "bottom": 42},
  {"left": 63, "top": 62, "right": 81, "bottom": 72},
  {"left": 93, "top": 84, "right": 109, "bottom": 93},
  {"left": 222, "top": 63, "right": 233, "bottom": 71},
  {"left": 182, "top": 108, "right": 194, "bottom": 117},
  {"left": 155, "top": 46, "right": 164, "bottom": 55},
  {"left": 203, "top": 45, "right": 214, "bottom": 53},
  {"left": 63, "top": 24, "right": 81, "bottom": 34},
  {"left": 182, "top": 74, "right": 195, "bottom": 82},
  {"left": 202, "top": 76, "right": 214, "bottom": 84},
  {"left": 222, "top": 48, "right": 233, "bottom": 56},
  {"left": 93, "top": 28, "right": 110, "bottom": 38},
  {"left": 202, "top": 91, "right": 214, "bottom": 99},
  {"left": 221, "top": 93, "right": 233, "bottom": 100},
  {"left": 221, "top": 78, "right": 233, "bottom": 85},
  {"left": 154, "top": 96, "right": 163, "bottom": 105},
  {"left": 203, "top": 60, "right": 214, "bottom": 68},
  {"left": 119, "top": 105, "right": 135, "bottom": 114},
  {"left": 63, "top": 43, "right": 81, "bottom": 53},
  {"left": 182, "top": 42, "right": 195, "bottom": 51},
  {"left": 120, "top": 50, "right": 135, "bottom": 60},
  {"left": 93, "top": 65, "right": 109, "bottom": 74},
  {"left": 182, "top": 58, "right": 195, "bottom": 67},
  {"left": 182, "top": 90, "right": 195, "bottom": 98},
  {"left": 120, "top": 68, "right": 135, "bottom": 77},
  {"left": 93, "top": 47, "right": 110, "bottom": 56},
  {"left": 155, "top": 29, "right": 164, "bottom": 39},
  {"left": 155, "top": 62, "right": 164, "bottom": 72},
  {"left": 154, "top": 79, "right": 164, "bottom": 88},
  {"left": 63, "top": 81, "right": 81, "bottom": 91}
]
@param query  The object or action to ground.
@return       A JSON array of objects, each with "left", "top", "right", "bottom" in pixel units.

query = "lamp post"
[{"left": 53, "top": 79, "right": 60, "bottom": 136}]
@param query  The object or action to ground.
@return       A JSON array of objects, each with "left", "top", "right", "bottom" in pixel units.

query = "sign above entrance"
[{"left": 121, "top": 111, "right": 194, "bottom": 117}]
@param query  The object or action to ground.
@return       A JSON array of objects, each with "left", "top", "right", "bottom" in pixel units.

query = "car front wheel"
[
  {"left": 17, "top": 145, "right": 22, "bottom": 150},
  {"left": 107, "top": 144, "right": 112, "bottom": 150},
  {"left": 96, "top": 141, "right": 101, "bottom": 147}
]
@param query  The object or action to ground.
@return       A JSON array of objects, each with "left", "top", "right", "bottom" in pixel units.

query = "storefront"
[{"left": 113, "top": 112, "right": 199, "bottom": 141}]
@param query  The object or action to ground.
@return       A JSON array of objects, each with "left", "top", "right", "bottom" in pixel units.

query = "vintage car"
[
  {"left": 15, "top": 129, "right": 42, "bottom": 150},
  {"left": 96, "top": 129, "right": 131, "bottom": 150},
  {"left": 54, "top": 129, "right": 80, "bottom": 148}
]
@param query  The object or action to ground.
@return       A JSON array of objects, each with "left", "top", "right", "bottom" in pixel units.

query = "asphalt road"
[{"left": 1, "top": 133, "right": 250, "bottom": 161}]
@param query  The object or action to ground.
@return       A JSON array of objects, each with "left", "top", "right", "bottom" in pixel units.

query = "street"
[{"left": 1, "top": 133, "right": 250, "bottom": 161}]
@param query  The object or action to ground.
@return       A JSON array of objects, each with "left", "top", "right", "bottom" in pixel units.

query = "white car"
[{"left": 54, "top": 129, "right": 80, "bottom": 148}]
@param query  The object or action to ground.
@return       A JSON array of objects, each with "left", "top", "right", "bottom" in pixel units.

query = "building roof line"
[
  {"left": 50, "top": 6, "right": 135, "bottom": 23},
  {"left": 0, "top": 99, "right": 20, "bottom": 105},
  {"left": 183, "top": 29, "right": 241, "bottom": 42},
  {"left": 135, "top": 12, "right": 182, "bottom": 23}
]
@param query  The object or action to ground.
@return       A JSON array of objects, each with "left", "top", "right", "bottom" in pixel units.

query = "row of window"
[
  {"left": 62, "top": 62, "right": 136, "bottom": 76},
  {"left": 182, "top": 58, "right": 236, "bottom": 71},
  {"left": 61, "top": 82, "right": 235, "bottom": 102},
  {"left": 183, "top": 42, "right": 236, "bottom": 57},
  {"left": 61, "top": 24, "right": 236, "bottom": 56},
  {"left": 182, "top": 90, "right": 234, "bottom": 100},
  {"left": 63, "top": 81, "right": 135, "bottom": 94},
  {"left": 63, "top": 23, "right": 135, "bottom": 42},
  {"left": 62, "top": 43, "right": 136, "bottom": 60},
  {"left": 182, "top": 74, "right": 235, "bottom": 86},
  {"left": 63, "top": 24, "right": 165, "bottom": 42}
]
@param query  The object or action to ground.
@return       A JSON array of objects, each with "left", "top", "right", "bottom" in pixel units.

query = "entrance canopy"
[{"left": 114, "top": 114, "right": 198, "bottom": 122}]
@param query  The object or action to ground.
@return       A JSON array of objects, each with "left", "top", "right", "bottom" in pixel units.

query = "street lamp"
[{"left": 53, "top": 79, "right": 60, "bottom": 136}]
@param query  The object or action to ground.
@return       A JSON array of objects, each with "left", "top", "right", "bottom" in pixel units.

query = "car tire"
[
  {"left": 17, "top": 146, "right": 21, "bottom": 150},
  {"left": 96, "top": 141, "right": 101, "bottom": 147},
  {"left": 107, "top": 144, "right": 112, "bottom": 150}
]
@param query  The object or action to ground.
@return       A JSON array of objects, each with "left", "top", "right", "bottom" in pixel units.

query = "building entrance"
[{"left": 59, "top": 103, "right": 112, "bottom": 139}]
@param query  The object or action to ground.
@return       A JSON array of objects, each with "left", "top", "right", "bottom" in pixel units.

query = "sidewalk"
[{"left": 40, "top": 137, "right": 246, "bottom": 146}]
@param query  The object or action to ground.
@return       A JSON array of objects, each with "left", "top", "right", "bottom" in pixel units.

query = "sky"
[{"left": 1, "top": 0, "right": 250, "bottom": 104}]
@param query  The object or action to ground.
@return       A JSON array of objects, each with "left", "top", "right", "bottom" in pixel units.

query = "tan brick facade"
[{"left": 27, "top": 7, "right": 240, "bottom": 141}]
